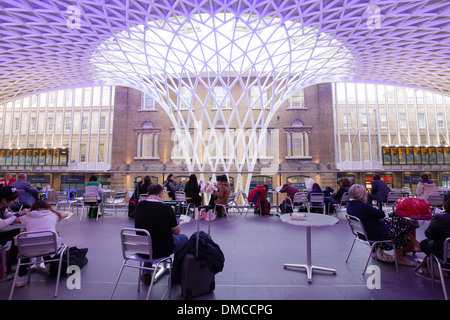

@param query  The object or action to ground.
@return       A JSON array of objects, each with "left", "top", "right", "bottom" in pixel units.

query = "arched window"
[
  {"left": 284, "top": 119, "right": 311, "bottom": 159},
  {"left": 135, "top": 121, "right": 160, "bottom": 159}
]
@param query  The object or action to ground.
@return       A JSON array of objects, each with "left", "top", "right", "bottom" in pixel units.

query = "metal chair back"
[
  {"left": 428, "top": 192, "right": 445, "bottom": 208},
  {"left": 55, "top": 191, "right": 68, "bottom": 202},
  {"left": 83, "top": 193, "right": 98, "bottom": 204},
  {"left": 121, "top": 228, "right": 153, "bottom": 261},
  {"left": 175, "top": 191, "right": 187, "bottom": 202}
]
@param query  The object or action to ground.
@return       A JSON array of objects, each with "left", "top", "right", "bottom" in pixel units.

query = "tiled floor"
[{"left": 0, "top": 206, "right": 447, "bottom": 301}]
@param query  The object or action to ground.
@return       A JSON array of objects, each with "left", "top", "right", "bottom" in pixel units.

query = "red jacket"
[{"left": 248, "top": 185, "right": 267, "bottom": 206}]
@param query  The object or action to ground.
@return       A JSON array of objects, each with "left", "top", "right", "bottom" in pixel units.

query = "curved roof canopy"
[{"left": 0, "top": 0, "right": 449, "bottom": 102}]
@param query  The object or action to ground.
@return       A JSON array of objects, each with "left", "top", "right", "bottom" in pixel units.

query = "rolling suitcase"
[{"left": 180, "top": 208, "right": 216, "bottom": 300}]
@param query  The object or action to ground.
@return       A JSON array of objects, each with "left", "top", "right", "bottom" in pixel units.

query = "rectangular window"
[
  {"left": 80, "top": 144, "right": 87, "bottom": 162},
  {"left": 82, "top": 116, "right": 88, "bottom": 131},
  {"left": 47, "top": 117, "right": 54, "bottom": 131},
  {"left": 141, "top": 92, "right": 156, "bottom": 109},
  {"left": 64, "top": 117, "right": 72, "bottom": 131},
  {"left": 100, "top": 116, "right": 106, "bottom": 131}
]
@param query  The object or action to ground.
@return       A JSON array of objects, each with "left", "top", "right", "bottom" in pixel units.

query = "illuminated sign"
[{"left": 0, "top": 148, "right": 69, "bottom": 166}]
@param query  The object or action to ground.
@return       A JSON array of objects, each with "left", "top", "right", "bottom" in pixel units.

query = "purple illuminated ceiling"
[{"left": 0, "top": 0, "right": 449, "bottom": 102}]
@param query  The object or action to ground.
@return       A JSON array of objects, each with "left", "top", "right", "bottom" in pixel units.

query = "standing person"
[
  {"left": 10, "top": 173, "right": 39, "bottom": 209},
  {"left": 134, "top": 183, "right": 188, "bottom": 285},
  {"left": 15, "top": 200, "right": 68, "bottom": 287},
  {"left": 416, "top": 173, "right": 438, "bottom": 201},
  {"left": 0, "top": 173, "right": 16, "bottom": 186},
  {"left": 367, "top": 174, "right": 391, "bottom": 210},
  {"left": 164, "top": 174, "right": 180, "bottom": 200},
  {"left": 184, "top": 174, "right": 202, "bottom": 207}
]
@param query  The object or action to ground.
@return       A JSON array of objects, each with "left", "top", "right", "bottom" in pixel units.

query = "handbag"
[
  {"left": 395, "top": 197, "right": 432, "bottom": 220},
  {"left": 50, "top": 246, "right": 88, "bottom": 277}
]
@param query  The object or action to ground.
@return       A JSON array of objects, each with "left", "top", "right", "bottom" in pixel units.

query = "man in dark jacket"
[
  {"left": 134, "top": 183, "right": 188, "bottom": 284},
  {"left": 367, "top": 174, "right": 391, "bottom": 210},
  {"left": 420, "top": 193, "right": 450, "bottom": 260}
]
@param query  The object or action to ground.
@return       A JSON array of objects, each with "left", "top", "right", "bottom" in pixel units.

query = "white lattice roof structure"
[
  {"left": 1, "top": 0, "right": 450, "bottom": 181},
  {"left": 0, "top": 0, "right": 449, "bottom": 102}
]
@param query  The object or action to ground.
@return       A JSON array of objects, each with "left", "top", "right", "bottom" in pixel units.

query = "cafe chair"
[
  {"left": 9, "top": 231, "right": 69, "bottom": 300},
  {"left": 428, "top": 192, "right": 446, "bottom": 211},
  {"left": 382, "top": 192, "right": 403, "bottom": 215},
  {"left": 81, "top": 193, "right": 100, "bottom": 221},
  {"left": 55, "top": 191, "right": 77, "bottom": 213},
  {"left": 288, "top": 192, "right": 308, "bottom": 212},
  {"left": 110, "top": 228, "right": 172, "bottom": 300},
  {"left": 214, "top": 192, "right": 237, "bottom": 222},
  {"left": 175, "top": 191, "right": 194, "bottom": 215},
  {"left": 241, "top": 191, "right": 257, "bottom": 217},
  {"left": 329, "top": 192, "right": 350, "bottom": 219},
  {"left": 345, "top": 214, "right": 399, "bottom": 275},
  {"left": 102, "top": 190, "right": 128, "bottom": 216},
  {"left": 1, "top": 240, "right": 11, "bottom": 280},
  {"left": 430, "top": 237, "right": 450, "bottom": 300},
  {"left": 138, "top": 194, "right": 149, "bottom": 202},
  {"left": 307, "top": 193, "right": 326, "bottom": 214}
]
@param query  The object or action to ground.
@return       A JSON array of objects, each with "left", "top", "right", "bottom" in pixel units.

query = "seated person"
[
  {"left": 420, "top": 191, "right": 450, "bottom": 261},
  {"left": 416, "top": 173, "right": 438, "bottom": 201},
  {"left": 325, "top": 177, "right": 350, "bottom": 213},
  {"left": 16, "top": 200, "right": 68, "bottom": 287},
  {"left": 85, "top": 175, "right": 104, "bottom": 202},
  {"left": 138, "top": 175, "right": 152, "bottom": 197},
  {"left": 204, "top": 175, "right": 232, "bottom": 219},
  {"left": 248, "top": 183, "right": 271, "bottom": 215},
  {"left": 279, "top": 183, "right": 300, "bottom": 202},
  {"left": 366, "top": 174, "right": 391, "bottom": 210},
  {"left": 346, "top": 184, "right": 417, "bottom": 266},
  {"left": 134, "top": 183, "right": 188, "bottom": 285},
  {"left": 184, "top": 174, "right": 202, "bottom": 207},
  {"left": 0, "top": 186, "right": 27, "bottom": 275},
  {"left": 307, "top": 183, "right": 325, "bottom": 213},
  {"left": 10, "top": 173, "right": 39, "bottom": 209}
]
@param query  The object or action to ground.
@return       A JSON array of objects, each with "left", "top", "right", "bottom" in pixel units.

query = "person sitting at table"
[
  {"left": 0, "top": 186, "right": 27, "bottom": 276},
  {"left": 204, "top": 175, "right": 232, "bottom": 219},
  {"left": 367, "top": 174, "right": 391, "bottom": 210},
  {"left": 15, "top": 200, "right": 68, "bottom": 287},
  {"left": 85, "top": 175, "right": 104, "bottom": 201},
  {"left": 248, "top": 183, "right": 271, "bottom": 216},
  {"left": 10, "top": 173, "right": 39, "bottom": 209},
  {"left": 307, "top": 183, "right": 325, "bottom": 213},
  {"left": 279, "top": 183, "right": 300, "bottom": 203},
  {"left": 325, "top": 177, "right": 350, "bottom": 213},
  {"left": 0, "top": 173, "right": 16, "bottom": 187},
  {"left": 416, "top": 172, "right": 438, "bottom": 201},
  {"left": 138, "top": 175, "right": 152, "bottom": 197},
  {"left": 420, "top": 191, "right": 450, "bottom": 260},
  {"left": 134, "top": 183, "right": 188, "bottom": 285},
  {"left": 184, "top": 174, "right": 202, "bottom": 207},
  {"left": 346, "top": 184, "right": 417, "bottom": 266}
]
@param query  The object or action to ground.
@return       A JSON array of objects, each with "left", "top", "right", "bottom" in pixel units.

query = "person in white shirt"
[{"left": 15, "top": 200, "right": 68, "bottom": 287}]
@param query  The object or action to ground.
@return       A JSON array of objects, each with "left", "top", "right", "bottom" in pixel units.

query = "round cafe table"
[{"left": 280, "top": 213, "right": 339, "bottom": 283}]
